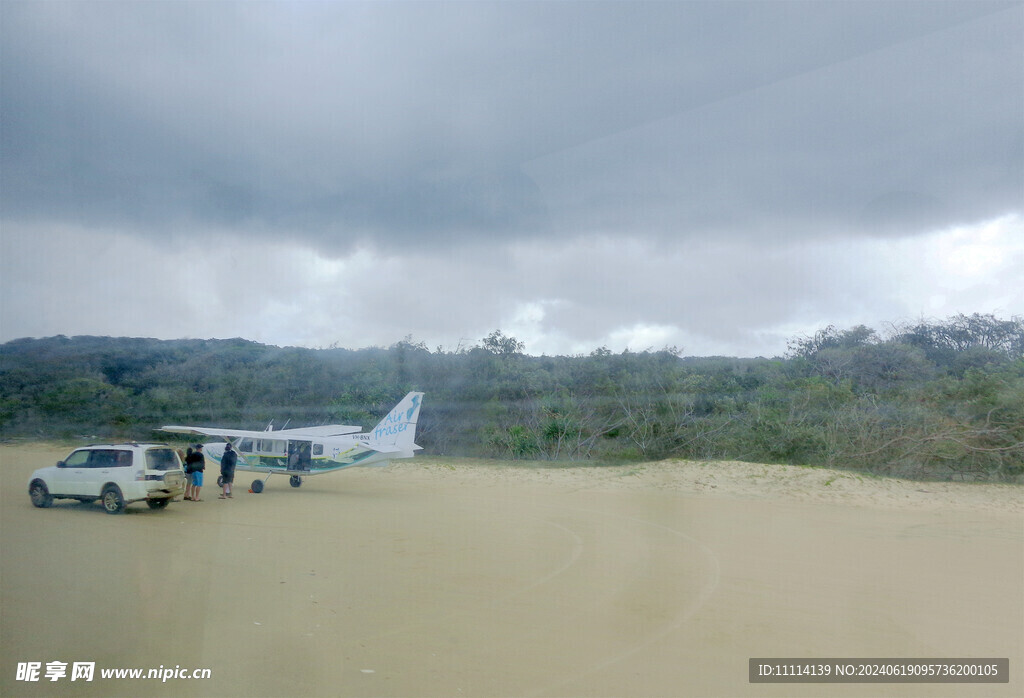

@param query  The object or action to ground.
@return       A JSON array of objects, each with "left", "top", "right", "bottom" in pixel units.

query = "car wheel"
[
  {"left": 29, "top": 480, "right": 53, "bottom": 508},
  {"left": 146, "top": 498, "right": 170, "bottom": 510},
  {"left": 101, "top": 485, "right": 126, "bottom": 514}
]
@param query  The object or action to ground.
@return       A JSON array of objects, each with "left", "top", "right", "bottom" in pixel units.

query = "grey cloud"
[
  {"left": 2, "top": 0, "right": 1021, "bottom": 357},
  {"left": 527, "top": 5, "right": 1022, "bottom": 241},
  {"left": 3, "top": 1, "right": 1020, "bottom": 254}
]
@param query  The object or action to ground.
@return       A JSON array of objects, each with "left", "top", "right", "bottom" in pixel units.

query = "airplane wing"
[
  {"left": 161, "top": 426, "right": 280, "bottom": 440},
  {"left": 162, "top": 425, "right": 363, "bottom": 439},
  {"left": 163, "top": 420, "right": 420, "bottom": 454},
  {"left": 272, "top": 425, "right": 363, "bottom": 437}
]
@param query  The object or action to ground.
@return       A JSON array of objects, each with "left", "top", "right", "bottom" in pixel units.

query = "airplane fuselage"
[{"left": 202, "top": 434, "right": 409, "bottom": 476}]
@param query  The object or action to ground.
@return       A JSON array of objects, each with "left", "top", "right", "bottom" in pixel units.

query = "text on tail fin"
[{"left": 372, "top": 392, "right": 423, "bottom": 446}]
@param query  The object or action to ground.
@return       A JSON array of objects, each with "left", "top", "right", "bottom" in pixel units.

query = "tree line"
[{"left": 1, "top": 313, "right": 1021, "bottom": 481}]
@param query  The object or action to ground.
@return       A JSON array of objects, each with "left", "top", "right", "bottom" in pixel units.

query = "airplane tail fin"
[{"left": 371, "top": 392, "right": 424, "bottom": 453}]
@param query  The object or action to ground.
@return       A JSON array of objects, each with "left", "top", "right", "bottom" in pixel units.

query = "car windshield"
[{"left": 145, "top": 448, "right": 179, "bottom": 471}]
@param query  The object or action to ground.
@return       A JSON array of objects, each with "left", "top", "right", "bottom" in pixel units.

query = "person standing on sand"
[
  {"left": 185, "top": 444, "right": 205, "bottom": 501},
  {"left": 178, "top": 448, "right": 191, "bottom": 500},
  {"left": 219, "top": 442, "right": 237, "bottom": 499},
  {"left": 182, "top": 447, "right": 195, "bottom": 500}
]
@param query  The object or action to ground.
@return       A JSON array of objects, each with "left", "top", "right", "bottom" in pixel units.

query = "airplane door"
[{"left": 287, "top": 441, "right": 313, "bottom": 471}]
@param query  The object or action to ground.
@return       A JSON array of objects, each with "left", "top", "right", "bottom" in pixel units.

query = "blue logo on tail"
[{"left": 406, "top": 394, "right": 421, "bottom": 421}]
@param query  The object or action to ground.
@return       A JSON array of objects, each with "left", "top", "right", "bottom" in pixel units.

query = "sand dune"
[{"left": 2, "top": 444, "right": 1021, "bottom": 697}]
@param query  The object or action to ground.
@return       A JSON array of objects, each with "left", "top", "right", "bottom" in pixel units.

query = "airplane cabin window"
[{"left": 258, "top": 439, "right": 286, "bottom": 454}]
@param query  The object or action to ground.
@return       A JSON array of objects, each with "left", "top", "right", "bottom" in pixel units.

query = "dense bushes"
[{"left": 2, "top": 316, "right": 1022, "bottom": 481}]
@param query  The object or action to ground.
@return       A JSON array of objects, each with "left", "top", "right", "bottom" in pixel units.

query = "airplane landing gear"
[
  {"left": 289, "top": 475, "right": 302, "bottom": 488},
  {"left": 250, "top": 479, "right": 264, "bottom": 493}
]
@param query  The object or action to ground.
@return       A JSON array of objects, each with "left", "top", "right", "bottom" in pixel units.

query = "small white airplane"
[{"left": 161, "top": 392, "right": 423, "bottom": 492}]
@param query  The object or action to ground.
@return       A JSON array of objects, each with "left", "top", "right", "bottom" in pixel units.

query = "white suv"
[{"left": 28, "top": 443, "right": 186, "bottom": 514}]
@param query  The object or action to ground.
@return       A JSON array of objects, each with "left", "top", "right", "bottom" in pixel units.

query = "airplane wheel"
[
  {"left": 251, "top": 479, "right": 264, "bottom": 493},
  {"left": 216, "top": 475, "right": 224, "bottom": 487},
  {"left": 289, "top": 476, "right": 302, "bottom": 488}
]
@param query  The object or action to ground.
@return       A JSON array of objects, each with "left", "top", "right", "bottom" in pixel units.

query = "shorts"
[
  {"left": 220, "top": 468, "right": 235, "bottom": 485},
  {"left": 191, "top": 471, "right": 204, "bottom": 487}
]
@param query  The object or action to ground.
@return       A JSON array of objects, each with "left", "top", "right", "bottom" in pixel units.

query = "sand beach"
[{"left": 2, "top": 443, "right": 1021, "bottom": 697}]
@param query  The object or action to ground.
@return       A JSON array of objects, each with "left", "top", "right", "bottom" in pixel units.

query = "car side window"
[
  {"left": 87, "top": 450, "right": 113, "bottom": 468},
  {"left": 63, "top": 450, "right": 91, "bottom": 467},
  {"left": 89, "top": 449, "right": 132, "bottom": 468}
]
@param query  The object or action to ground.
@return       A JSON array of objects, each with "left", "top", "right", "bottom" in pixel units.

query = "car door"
[
  {"left": 85, "top": 449, "right": 132, "bottom": 498},
  {"left": 51, "top": 449, "right": 91, "bottom": 496}
]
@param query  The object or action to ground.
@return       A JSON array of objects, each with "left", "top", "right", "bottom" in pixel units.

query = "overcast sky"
[{"left": 2, "top": 1, "right": 1021, "bottom": 358}]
